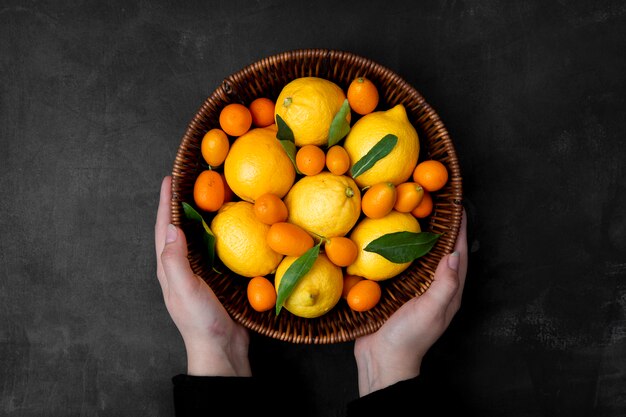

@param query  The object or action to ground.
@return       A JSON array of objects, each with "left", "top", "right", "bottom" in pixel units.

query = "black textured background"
[{"left": 1, "top": 1, "right": 625, "bottom": 416}]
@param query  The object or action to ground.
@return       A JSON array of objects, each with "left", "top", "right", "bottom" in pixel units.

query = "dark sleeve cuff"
[
  {"left": 172, "top": 374, "right": 264, "bottom": 416},
  {"left": 347, "top": 375, "right": 462, "bottom": 416},
  {"left": 347, "top": 377, "right": 425, "bottom": 416}
]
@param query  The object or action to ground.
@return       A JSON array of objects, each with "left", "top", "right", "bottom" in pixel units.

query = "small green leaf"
[
  {"left": 275, "top": 242, "right": 322, "bottom": 315},
  {"left": 350, "top": 134, "right": 398, "bottom": 178},
  {"left": 276, "top": 114, "right": 295, "bottom": 142},
  {"left": 364, "top": 231, "right": 440, "bottom": 263},
  {"left": 275, "top": 114, "right": 301, "bottom": 174},
  {"left": 182, "top": 202, "right": 216, "bottom": 268},
  {"left": 328, "top": 99, "right": 351, "bottom": 147},
  {"left": 278, "top": 139, "right": 302, "bottom": 175}
]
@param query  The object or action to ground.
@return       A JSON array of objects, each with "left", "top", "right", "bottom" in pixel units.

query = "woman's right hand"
[{"left": 354, "top": 210, "right": 468, "bottom": 396}]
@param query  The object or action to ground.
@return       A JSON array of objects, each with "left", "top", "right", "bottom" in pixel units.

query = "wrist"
[
  {"left": 354, "top": 344, "right": 421, "bottom": 396},
  {"left": 185, "top": 340, "right": 251, "bottom": 377}
]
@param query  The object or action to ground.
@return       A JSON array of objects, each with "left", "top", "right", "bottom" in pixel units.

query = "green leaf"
[
  {"left": 350, "top": 134, "right": 398, "bottom": 178},
  {"left": 182, "top": 202, "right": 216, "bottom": 268},
  {"left": 328, "top": 99, "right": 351, "bottom": 147},
  {"left": 278, "top": 139, "right": 302, "bottom": 175},
  {"left": 276, "top": 114, "right": 295, "bottom": 142},
  {"left": 275, "top": 242, "right": 322, "bottom": 315},
  {"left": 364, "top": 231, "right": 440, "bottom": 263},
  {"left": 275, "top": 114, "right": 301, "bottom": 174}
]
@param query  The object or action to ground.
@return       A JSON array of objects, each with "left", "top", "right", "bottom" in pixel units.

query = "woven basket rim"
[{"left": 170, "top": 48, "right": 463, "bottom": 344}]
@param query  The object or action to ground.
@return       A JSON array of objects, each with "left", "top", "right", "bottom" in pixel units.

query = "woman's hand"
[
  {"left": 155, "top": 176, "right": 251, "bottom": 377},
  {"left": 354, "top": 210, "right": 468, "bottom": 396}
]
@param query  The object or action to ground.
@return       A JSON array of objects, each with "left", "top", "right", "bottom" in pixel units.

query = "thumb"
[
  {"left": 420, "top": 252, "right": 460, "bottom": 310},
  {"left": 160, "top": 224, "right": 197, "bottom": 292}
]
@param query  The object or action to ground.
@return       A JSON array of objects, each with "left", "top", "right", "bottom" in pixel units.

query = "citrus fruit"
[
  {"left": 274, "top": 254, "right": 343, "bottom": 318},
  {"left": 284, "top": 172, "right": 361, "bottom": 238},
  {"left": 325, "top": 236, "right": 358, "bottom": 267},
  {"left": 247, "top": 276, "right": 277, "bottom": 312},
  {"left": 224, "top": 126, "right": 295, "bottom": 202},
  {"left": 343, "top": 104, "right": 419, "bottom": 188},
  {"left": 347, "top": 210, "right": 421, "bottom": 281},
  {"left": 219, "top": 103, "right": 252, "bottom": 137},
  {"left": 210, "top": 201, "right": 283, "bottom": 277},
  {"left": 296, "top": 145, "right": 326, "bottom": 176},
  {"left": 325, "top": 145, "right": 350, "bottom": 175},
  {"left": 249, "top": 98, "right": 275, "bottom": 127},
  {"left": 413, "top": 160, "right": 449, "bottom": 192},
  {"left": 193, "top": 170, "right": 225, "bottom": 212},
  {"left": 342, "top": 275, "right": 364, "bottom": 299},
  {"left": 411, "top": 190, "right": 433, "bottom": 218},
  {"left": 347, "top": 279, "right": 382, "bottom": 312},
  {"left": 361, "top": 182, "right": 397, "bottom": 219},
  {"left": 275, "top": 77, "right": 349, "bottom": 147},
  {"left": 394, "top": 182, "right": 424, "bottom": 213},
  {"left": 266, "top": 222, "right": 314, "bottom": 257},
  {"left": 253, "top": 193, "right": 288, "bottom": 225},
  {"left": 220, "top": 172, "right": 235, "bottom": 203},
  {"left": 201, "top": 128, "right": 230, "bottom": 167},
  {"left": 347, "top": 76, "right": 379, "bottom": 115}
]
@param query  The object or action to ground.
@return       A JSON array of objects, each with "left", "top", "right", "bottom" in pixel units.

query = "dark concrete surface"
[{"left": 1, "top": 1, "right": 625, "bottom": 416}]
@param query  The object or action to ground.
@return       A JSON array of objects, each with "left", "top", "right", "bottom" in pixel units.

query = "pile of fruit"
[{"left": 185, "top": 76, "right": 449, "bottom": 319}]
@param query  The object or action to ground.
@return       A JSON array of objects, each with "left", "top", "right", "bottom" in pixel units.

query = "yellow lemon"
[
  {"left": 284, "top": 172, "right": 361, "bottom": 238},
  {"left": 224, "top": 125, "right": 295, "bottom": 202},
  {"left": 274, "top": 254, "right": 343, "bottom": 318},
  {"left": 347, "top": 210, "right": 421, "bottom": 281},
  {"left": 211, "top": 201, "right": 283, "bottom": 277},
  {"left": 275, "top": 77, "right": 349, "bottom": 147},
  {"left": 343, "top": 104, "right": 419, "bottom": 188}
]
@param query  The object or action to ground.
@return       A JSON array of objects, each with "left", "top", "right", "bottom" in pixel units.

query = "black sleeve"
[
  {"left": 172, "top": 374, "right": 266, "bottom": 416},
  {"left": 173, "top": 374, "right": 462, "bottom": 416},
  {"left": 346, "top": 376, "right": 462, "bottom": 416}
]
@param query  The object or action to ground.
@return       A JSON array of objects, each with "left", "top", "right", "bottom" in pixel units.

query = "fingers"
[
  {"left": 155, "top": 176, "right": 172, "bottom": 290},
  {"left": 447, "top": 209, "right": 469, "bottom": 316},
  {"left": 160, "top": 224, "right": 198, "bottom": 295},
  {"left": 423, "top": 252, "right": 460, "bottom": 310},
  {"left": 422, "top": 208, "right": 468, "bottom": 311},
  {"left": 455, "top": 208, "right": 468, "bottom": 279}
]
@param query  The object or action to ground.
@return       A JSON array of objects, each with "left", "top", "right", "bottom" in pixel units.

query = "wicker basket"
[{"left": 170, "top": 48, "right": 463, "bottom": 344}]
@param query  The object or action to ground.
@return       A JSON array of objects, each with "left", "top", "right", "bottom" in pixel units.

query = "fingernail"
[
  {"left": 166, "top": 224, "right": 177, "bottom": 243},
  {"left": 448, "top": 251, "right": 460, "bottom": 271}
]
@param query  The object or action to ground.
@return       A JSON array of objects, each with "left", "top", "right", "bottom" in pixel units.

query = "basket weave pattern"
[{"left": 171, "top": 49, "right": 463, "bottom": 344}]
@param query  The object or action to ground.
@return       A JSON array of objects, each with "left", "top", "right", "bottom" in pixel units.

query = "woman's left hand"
[{"left": 155, "top": 176, "right": 251, "bottom": 377}]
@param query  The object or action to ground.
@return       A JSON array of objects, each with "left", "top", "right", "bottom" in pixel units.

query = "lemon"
[
  {"left": 343, "top": 104, "right": 419, "bottom": 188},
  {"left": 275, "top": 77, "right": 349, "bottom": 147},
  {"left": 224, "top": 125, "right": 295, "bottom": 202},
  {"left": 274, "top": 254, "right": 343, "bottom": 318},
  {"left": 347, "top": 210, "right": 421, "bottom": 281},
  {"left": 284, "top": 172, "right": 361, "bottom": 238},
  {"left": 211, "top": 201, "right": 283, "bottom": 277}
]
